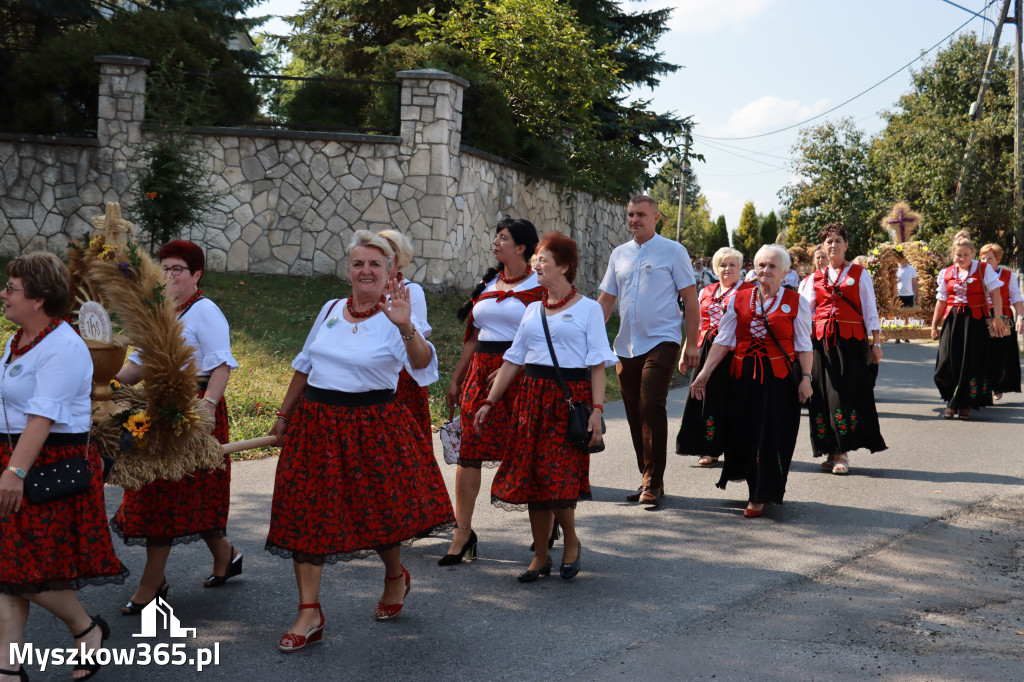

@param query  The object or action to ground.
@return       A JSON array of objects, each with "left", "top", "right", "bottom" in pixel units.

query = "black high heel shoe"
[
  {"left": 529, "top": 520, "right": 560, "bottom": 551},
  {"left": 72, "top": 614, "right": 110, "bottom": 680},
  {"left": 560, "top": 544, "right": 582, "bottom": 580},
  {"left": 122, "top": 581, "right": 168, "bottom": 615},
  {"left": 517, "top": 557, "right": 552, "bottom": 583},
  {"left": 438, "top": 529, "right": 478, "bottom": 566},
  {"left": 204, "top": 545, "right": 243, "bottom": 587}
]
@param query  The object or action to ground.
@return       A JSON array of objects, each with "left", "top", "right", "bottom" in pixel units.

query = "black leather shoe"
[
  {"left": 529, "top": 520, "right": 560, "bottom": 551},
  {"left": 560, "top": 545, "right": 581, "bottom": 580},
  {"left": 517, "top": 558, "right": 552, "bottom": 583},
  {"left": 625, "top": 486, "right": 644, "bottom": 502},
  {"left": 122, "top": 581, "right": 168, "bottom": 615},
  {"left": 438, "top": 529, "right": 478, "bottom": 566},
  {"left": 72, "top": 615, "right": 110, "bottom": 680},
  {"left": 204, "top": 546, "right": 243, "bottom": 587}
]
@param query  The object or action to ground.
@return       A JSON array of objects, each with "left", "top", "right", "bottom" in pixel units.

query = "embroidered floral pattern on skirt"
[
  {"left": 458, "top": 350, "right": 525, "bottom": 468},
  {"left": 396, "top": 368, "right": 433, "bottom": 459}
]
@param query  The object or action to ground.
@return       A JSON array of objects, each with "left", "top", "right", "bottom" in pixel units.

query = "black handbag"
[
  {"left": 23, "top": 455, "right": 91, "bottom": 504},
  {"left": 539, "top": 311, "right": 606, "bottom": 453}
]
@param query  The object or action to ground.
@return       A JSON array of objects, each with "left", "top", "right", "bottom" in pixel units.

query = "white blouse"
[
  {"left": 503, "top": 298, "right": 618, "bottom": 369},
  {"left": 986, "top": 267, "right": 1023, "bottom": 307},
  {"left": 472, "top": 273, "right": 541, "bottom": 342},
  {"left": 799, "top": 263, "right": 881, "bottom": 333},
  {"left": 1, "top": 323, "right": 92, "bottom": 433},
  {"left": 714, "top": 291, "right": 814, "bottom": 352},
  {"left": 128, "top": 297, "right": 238, "bottom": 376},
  {"left": 292, "top": 298, "right": 438, "bottom": 391},
  {"left": 403, "top": 280, "right": 431, "bottom": 338},
  {"left": 935, "top": 261, "right": 1002, "bottom": 303}
]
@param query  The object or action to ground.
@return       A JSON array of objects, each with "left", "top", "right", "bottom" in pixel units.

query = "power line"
[
  {"left": 696, "top": 138, "right": 791, "bottom": 171},
  {"left": 693, "top": 135, "right": 794, "bottom": 162},
  {"left": 702, "top": 14, "right": 978, "bottom": 141}
]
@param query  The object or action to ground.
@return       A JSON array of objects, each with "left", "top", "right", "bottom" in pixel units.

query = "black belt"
[
  {"left": 304, "top": 387, "right": 395, "bottom": 407},
  {"left": 524, "top": 364, "right": 589, "bottom": 382},
  {"left": 1, "top": 432, "right": 89, "bottom": 447},
  {"left": 476, "top": 341, "right": 513, "bottom": 355}
]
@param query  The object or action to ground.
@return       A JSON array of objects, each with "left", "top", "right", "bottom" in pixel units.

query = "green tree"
[
  {"left": 708, "top": 215, "right": 730, "bottom": 254},
  {"left": 733, "top": 201, "right": 761, "bottom": 259},
  {"left": 760, "top": 210, "right": 779, "bottom": 246},
  {"left": 779, "top": 118, "right": 880, "bottom": 256},
  {"left": 649, "top": 157, "right": 701, "bottom": 209},
  {"left": 872, "top": 33, "right": 1014, "bottom": 253}
]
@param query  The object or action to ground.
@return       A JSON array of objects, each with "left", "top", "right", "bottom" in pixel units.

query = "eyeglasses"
[
  {"left": 162, "top": 265, "right": 191, "bottom": 276},
  {"left": 1, "top": 282, "right": 23, "bottom": 294}
]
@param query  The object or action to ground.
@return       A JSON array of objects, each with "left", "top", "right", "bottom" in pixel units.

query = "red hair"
[
  {"left": 159, "top": 240, "right": 205, "bottom": 281},
  {"left": 537, "top": 232, "right": 579, "bottom": 283}
]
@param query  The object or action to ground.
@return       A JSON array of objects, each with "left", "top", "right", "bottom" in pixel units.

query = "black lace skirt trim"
[
  {"left": 110, "top": 521, "right": 226, "bottom": 547},
  {"left": 490, "top": 494, "right": 590, "bottom": 512},
  {"left": 0, "top": 566, "right": 130, "bottom": 596},
  {"left": 264, "top": 520, "right": 456, "bottom": 566},
  {"left": 457, "top": 459, "right": 501, "bottom": 470}
]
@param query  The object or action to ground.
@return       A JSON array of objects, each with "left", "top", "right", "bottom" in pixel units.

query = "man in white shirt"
[{"left": 598, "top": 195, "right": 700, "bottom": 507}]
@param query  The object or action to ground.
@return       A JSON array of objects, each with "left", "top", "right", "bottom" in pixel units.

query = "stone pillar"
[
  {"left": 396, "top": 69, "right": 469, "bottom": 285},
  {"left": 94, "top": 55, "right": 149, "bottom": 197}
]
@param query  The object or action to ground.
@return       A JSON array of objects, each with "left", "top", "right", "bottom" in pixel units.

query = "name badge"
[
  {"left": 845, "top": 277, "right": 855, "bottom": 286},
  {"left": 8, "top": 363, "right": 23, "bottom": 377},
  {"left": 326, "top": 317, "right": 338, "bottom": 328},
  {"left": 780, "top": 304, "right": 791, "bottom": 314},
  {"left": 967, "top": 278, "right": 974, "bottom": 284},
  {"left": 644, "top": 264, "right": 653, "bottom": 274},
  {"left": 562, "top": 313, "right": 574, "bottom": 321}
]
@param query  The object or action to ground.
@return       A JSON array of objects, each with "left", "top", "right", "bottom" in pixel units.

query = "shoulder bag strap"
[
  {"left": 758, "top": 296, "right": 796, "bottom": 376},
  {"left": 540, "top": 310, "right": 573, "bottom": 403}
]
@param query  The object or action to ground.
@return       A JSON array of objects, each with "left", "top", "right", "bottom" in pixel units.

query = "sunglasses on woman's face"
[{"left": 162, "top": 265, "right": 191, "bottom": 276}]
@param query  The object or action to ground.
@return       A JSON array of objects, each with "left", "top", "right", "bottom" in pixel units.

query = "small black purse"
[
  {"left": 540, "top": 311, "right": 606, "bottom": 453},
  {"left": 23, "top": 455, "right": 91, "bottom": 504}
]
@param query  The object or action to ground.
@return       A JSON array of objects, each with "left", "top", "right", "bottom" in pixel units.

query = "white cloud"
[
  {"left": 714, "top": 96, "right": 830, "bottom": 138},
  {"left": 639, "top": 0, "right": 772, "bottom": 34}
]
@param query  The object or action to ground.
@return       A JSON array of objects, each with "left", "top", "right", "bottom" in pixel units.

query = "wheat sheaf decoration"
[{"left": 67, "top": 202, "right": 223, "bottom": 490}]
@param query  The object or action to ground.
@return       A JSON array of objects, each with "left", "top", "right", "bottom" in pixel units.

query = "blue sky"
[{"left": 246, "top": 0, "right": 1003, "bottom": 234}]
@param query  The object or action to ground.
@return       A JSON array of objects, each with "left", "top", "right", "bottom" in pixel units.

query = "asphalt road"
[{"left": 19, "top": 341, "right": 1024, "bottom": 681}]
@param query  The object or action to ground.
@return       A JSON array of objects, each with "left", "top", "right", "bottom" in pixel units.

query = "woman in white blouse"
[
  {"left": 690, "top": 245, "right": 814, "bottom": 518},
  {"left": 799, "top": 224, "right": 886, "bottom": 476},
  {"left": 931, "top": 236, "right": 1007, "bottom": 419},
  {"left": 979, "top": 243, "right": 1023, "bottom": 399},
  {"left": 0, "top": 252, "right": 126, "bottom": 681},
  {"left": 266, "top": 231, "right": 453, "bottom": 652},
  {"left": 441, "top": 218, "right": 542, "bottom": 566},
  {"left": 475, "top": 232, "right": 617, "bottom": 582},
  {"left": 112, "top": 240, "right": 241, "bottom": 614}
]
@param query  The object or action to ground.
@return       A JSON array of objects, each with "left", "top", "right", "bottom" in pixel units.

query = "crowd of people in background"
[{"left": 0, "top": 195, "right": 1021, "bottom": 678}]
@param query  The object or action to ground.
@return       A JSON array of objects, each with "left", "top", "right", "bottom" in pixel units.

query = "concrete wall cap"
[
  {"left": 94, "top": 55, "right": 151, "bottom": 67},
  {"left": 396, "top": 69, "right": 470, "bottom": 88}
]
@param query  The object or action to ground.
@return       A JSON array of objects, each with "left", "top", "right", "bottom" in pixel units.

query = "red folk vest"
[
  {"left": 811, "top": 263, "right": 866, "bottom": 342},
  {"left": 993, "top": 267, "right": 1012, "bottom": 313},
  {"left": 730, "top": 287, "right": 800, "bottom": 380},
  {"left": 697, "top": 280, "right": 754, "bottom": 346},
  {"left": 943, "top": 261, "right": 989, "bottom": 320}
]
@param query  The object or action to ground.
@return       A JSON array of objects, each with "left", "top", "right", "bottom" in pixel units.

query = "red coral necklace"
[
  {"left": 7, "top": 318, "right": 62, "bottom": 362},
  {"left": 543, "top": 285, "right": 577, "bottom": 310},
  {"left": 347, "top": 296, "right": 382, "bottom": 333}
]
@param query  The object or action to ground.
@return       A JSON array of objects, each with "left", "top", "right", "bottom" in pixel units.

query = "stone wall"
[{"left": 0, "top": 56, "right": 628, "bottom": 293}]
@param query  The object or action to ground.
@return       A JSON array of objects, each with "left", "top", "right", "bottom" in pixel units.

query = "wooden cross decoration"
[
  {"left": 91, "top": 202, "right": 134, "bottom": 248},
  {"left": 881, "top": 201, "right": 921, "bottom": 243}
]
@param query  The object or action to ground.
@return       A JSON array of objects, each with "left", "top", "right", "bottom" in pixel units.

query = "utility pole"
[
  {"left": 952, "top": 0, "right": 1012, "bottom": 225},
  {"left": 1015, "top": 0, "right": 1024, "bottom": 274},
  {"left": 675, "top": 136, "right": 692, "bottom": 243}
]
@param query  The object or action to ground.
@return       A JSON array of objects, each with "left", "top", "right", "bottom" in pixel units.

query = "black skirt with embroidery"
[
  {"left": 934, "top": 308, "right": 994, "bottom": 409},
  {"left": 676, "top": 332, "right": 734, "bottom": 458}
]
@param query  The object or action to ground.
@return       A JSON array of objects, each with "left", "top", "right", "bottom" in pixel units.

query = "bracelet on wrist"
[
  {"left": 802, "top": 372, "right": 812, "bottom": 379},
  {"left": 204, "top": 396, "right": 218, "bottom": 406},
  {"left": 275, "top": 412, "right": 291, "bottom": 423},
  {"left": 401, "top": 327, "right": 417, "bottom": 341},
  {"left": 592, "top": 403, "right": 604, "bottom": 412},
  {"left": 481, "top": 399, "right": 494, "bottom": 407},
  {"left": 5, "top": 465, "right": 26, "bottom": 479}
]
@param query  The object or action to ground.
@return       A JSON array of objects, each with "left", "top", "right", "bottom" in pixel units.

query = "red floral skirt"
[
  {"left": 265, "top": 394, "right": 455, "bottom": 564},
  {"left": 491, "top": 376, "right": 592, "bottom": 510},
  {"left": 111, "top": 394, "right": 231, "bottom": 546},
  {"left": 396, "top": 368, "right": 433, "bottom": 459},
  {"left": 1, "top": 440, "right": 128, "bottom": 595},
  {"left": 458, "top": 349, "right": 524, "bottom": 467}
]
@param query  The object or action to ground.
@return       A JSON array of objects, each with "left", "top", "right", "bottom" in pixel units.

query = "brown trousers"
[{"left": 616, "top": 341, "right": 679, "bottom": 491}]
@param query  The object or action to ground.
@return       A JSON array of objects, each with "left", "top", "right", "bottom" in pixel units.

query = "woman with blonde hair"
[
  {"left": 931, "top": 236, "right": 1007, "bottom": 419},
  {"left": 978, "top": 243, "right": 1021, "bottom": 400},
  {"left": 1, "top": 252, "right": 127, "bottom": 681},
  {"left": 378, "top": 229, "right": 434, "bottom": 457},
  {"left": 266, "top": 230, "right": 453, "bottom": 652},
  {"left": 675, "top": 246, "right": 752, "bottom": 467}
]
